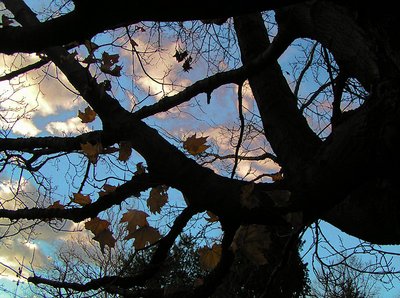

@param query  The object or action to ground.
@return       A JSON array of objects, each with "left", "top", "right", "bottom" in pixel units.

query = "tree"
[
  {"left": 1, "top": 0, "right": 400, "bottom": 297},
  {"left": 311, "top": 255, "right": 380, "bottom": 298}
]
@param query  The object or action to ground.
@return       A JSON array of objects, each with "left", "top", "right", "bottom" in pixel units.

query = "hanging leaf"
[
  {"left": 173, "top": 50, "right": 188, "bottom": 62},
  {"left": 118, "top": 141, "right": 132, "bottom": 161},
  {"left": 270, "top": 172, "right": 284, "bottom": 182},
  {"left": 81, "top": 142, "right": 102, "bottom": 164},
  {"left": 99, "top": 184, "right": 117, "bottom": 197},
  {"left": 48, "top": 200, "right": 64, "bottom": 209},
  {"left": 120, "top": 209, "right": 149, "bottom": 238},
  {"left": 134, "top": 162, "right": 146, "bottom": 176},
  {"left": 205, "top": 210, "right": 219, "bottom": 223},
  {"left": 85, "top": 217, "right": 110, "bottom": 236},
  {"left": 100, "top": 64, "right": 122, "bottom": 77},
  {"left": 183, "top": 134, "right": 209, "bottom": 155},
  {"left": 100, "top": 52, "right": 122, "bottom": 77},
  {"left": 198, "top": 244, "right": 222, "bottom": 270},
  {"left": 93, "top": 228, "right": 116, "bottom": 253},
  {"left": 78, "top": 106, "right": 97, "bottom": 123},
  {"left": 72, "top": 193, "right": 92, "bottom": 206},
  {"left": 147, "top": 186, "right": 168, "bottom": 214},
  {"left": 231, "top": 225, "right": 270, "bottom": 265},
  {"left": 130, "top": 226, "right": 161, "bottom": 249},
  {"left": 182, "top": 56, "right": 193, "bottom": 72}
]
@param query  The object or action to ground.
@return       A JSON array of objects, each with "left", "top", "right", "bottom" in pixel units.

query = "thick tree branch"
[
  {"left": 133, "top": 28, "right": 294, "bottom": 120},
  {"left": 0, "top": 0, "right": 304, "bottom": 55},
  {"left": 0, "top": 131, "right": 106, "bottom": 152},
  {"left": 234, "top": 13, "right": 322, "bottom": 180},
  {"left": 0, "top": 173, "right": 155, "bottom": 222}
]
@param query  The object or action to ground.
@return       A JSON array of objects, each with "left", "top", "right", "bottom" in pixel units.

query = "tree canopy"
[{"left": 1, "top": 0, "right": 400, "bottom": 297}]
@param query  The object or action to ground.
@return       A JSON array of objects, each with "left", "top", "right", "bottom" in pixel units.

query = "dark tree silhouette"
[{"left": 1, "top": 0, "right": 400, "bottom": 297}]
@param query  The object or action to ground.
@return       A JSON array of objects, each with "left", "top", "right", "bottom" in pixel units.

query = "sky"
[{"left": 0, "top": 1, "right": 400, "bottom": 297}]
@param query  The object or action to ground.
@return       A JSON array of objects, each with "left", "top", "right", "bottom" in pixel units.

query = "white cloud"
[
  {"left": 0, "top": 53, "right": 83, "bottom": 136},
  {"left": 9, "top": 118, "right": 41, "bottom": 137},
  {"left": 0, "top": 178, "right": 81, "bottom": 282},
  {"left": 120, "top": 36, "right": 192, "bottom": 101},
  {"left": 46, "top": 117, "right": 91, "bottom": 135}
]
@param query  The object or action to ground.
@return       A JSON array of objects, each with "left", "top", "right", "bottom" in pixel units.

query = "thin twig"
[{"left": 231, "top": 82, "right": 245, "bottom": 179}]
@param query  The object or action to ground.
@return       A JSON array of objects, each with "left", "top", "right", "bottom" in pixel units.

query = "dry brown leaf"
[
  {"left": 118, "top": 141, "right": 132, "bottom": 162},
  {"left": 240, "top": 183, "right": 259, "bottom": 209},
  {"left": 81, "top": 142, "right": 102, "bottom": 164},
  {"left": 231, "top": 225, "right": 270, "bottom": 265},
  {"left": 48, "top": 200, "right": 64, "bottom": 209},
  {"left": 72, "top": 193, "right": 92, "bottom": 206},
  {"left": 205, "top": 210, "right": 219, "bottom": 223},
  {"left": 147, "top": 186, "right": 168, "bottom": 214},
  {"left": 78, "top": 106, "right": 96, "bottom": 123},
  {"left": 120, "top": 209, "right": 149, "bottom": 237},
  {"left": 93, "top": 228, "right": 116, "bottom": 253},
  {"left": 134, "top": 162, "right": 146, "bottom": 176},
  {"left": 129, "top": 226, "right": 161, "bottom": 249},
  {"left": 100, "top": 52, "right": 122, "bottom": 77},
  {"left": 85, "top": 217, "right": 110, "bottom": 236},
  {"left": 98, "top": 184, "right": 117, "bottom": 197},
  {"left": 270, "top": 172, "right": 284, "bottom": 182},
  {"left": 198, "top": 243, "right": 222, "bottom": 270},
  {"left": 183, "top": 134, "right": 209, "bottom": 155}
]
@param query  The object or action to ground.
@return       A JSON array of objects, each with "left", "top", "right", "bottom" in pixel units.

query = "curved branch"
[
  {"left": 29, "top": 206, "right": 197, "bottom": 292},
  {"left": 0, "top": 0, "right": 305, "bottom": 55},
  {"left": 0, "top": 173, "right": 156, "bottom": 222},
  {"left": 234, "top": 13, "right": 322, "bottom": 178}
]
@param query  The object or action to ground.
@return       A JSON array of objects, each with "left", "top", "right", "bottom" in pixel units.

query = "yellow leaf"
[
  {"left": 120, "top": 209, "right": 149, "bottom": 236},
  {"left": 198, "top": 244, "right": 222, "bottom": 270},
  {"left": 231, "top": 225, "right": 270, "bottom": 265},
  {"left": 99, "top": 184, "right": 117, "bottom": 197},
  {"left": 118, "top": 141, "right": 132, "bottom": 162},
  {"left": 93, "top": 228, "right": 116, "bottom": 253},
  {"left": 147, "top": 186, "right": 168, "bottom": 214},
  {"left": 72, "top": 193, "right": 92, "bottom": 206},
  {"left": 48, "top": 200, "right": 64, "bottom": 209},
  {"left": 129, "top": 226, "right": 161, "bottom": 249},
  {"left": 183, "top": 134, "right": 210, "bottom": 155},
  {"left": 205, "top": 210, "right": 219, "bottom": 223},
  {"left": 78, "top": 106, "right": 96, "bottom": 123},
  {"left": 81, "top": 142, "right": 102, "bottom": 164},
  {"left": 85, "top": 217, "right": 110, "bottom": 236}
]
